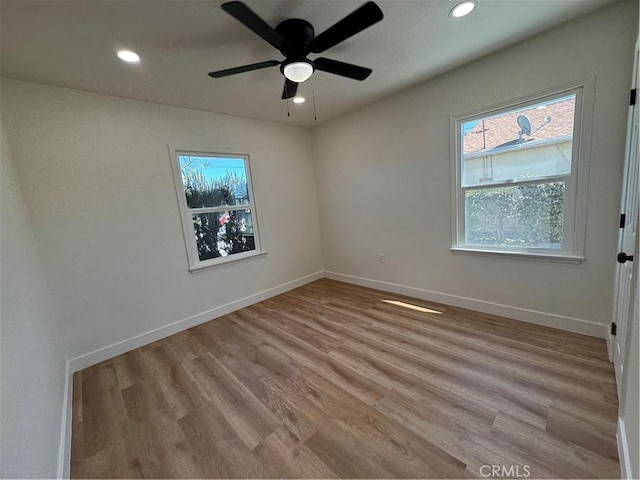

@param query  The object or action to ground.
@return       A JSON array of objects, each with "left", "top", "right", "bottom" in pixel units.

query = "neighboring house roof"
[{"left": 463, "top": 97, "right": 575, "bottom": 155}]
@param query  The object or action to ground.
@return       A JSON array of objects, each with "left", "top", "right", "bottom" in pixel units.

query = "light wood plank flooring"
[{"left": 71, "top": 279, "right": 620, "bottom": 479}]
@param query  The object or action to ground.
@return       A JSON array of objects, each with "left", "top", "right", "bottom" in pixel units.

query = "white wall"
[
  {"left": 0, "top": 117, "right": 67, "bottom": 478},
  {"left": 0, "top": 79, "right": 323, "bottom": 362},
  {"left": 312, "top": 1, "right": 638, "bottom": 335}
]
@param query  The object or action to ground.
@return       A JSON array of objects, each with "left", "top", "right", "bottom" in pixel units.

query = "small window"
[
  {"left": 452, "top": 84, "right": 591, "bottom": 261},
  {"left": 170, "top": 149, "right": 264, "bottom": 271}
]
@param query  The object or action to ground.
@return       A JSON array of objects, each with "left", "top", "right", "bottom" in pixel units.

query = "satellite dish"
[{"left": 517, "top": 115, "right": 532, "bottom": 136}]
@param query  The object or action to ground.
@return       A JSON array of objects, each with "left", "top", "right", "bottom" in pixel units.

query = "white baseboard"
[
  {"left": 67, "top": 271, "right": 323, "bottom": 373},
  {"left": 59, "top": 270, "right": 323, "bottom": 478},
  {"left": 64, "top": 269, "right": 609, "bottom": 373},
  {"left": 324, "top": 271, "right": 608, "bottom": 339},
  {"left": 57, "top": 360, "right": 72, "bottom": 479},
  {"left": 617, "top": 417, "right": 633, "bottom": 479}
]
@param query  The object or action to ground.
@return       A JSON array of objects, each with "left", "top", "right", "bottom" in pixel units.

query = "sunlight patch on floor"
[{"left": 382, "top": 300, "right": 442, "bottom": 314}]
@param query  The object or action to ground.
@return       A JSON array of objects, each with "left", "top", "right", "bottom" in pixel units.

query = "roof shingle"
[{"left": 463, "top": 98, "right": 575, "bottom": 155}]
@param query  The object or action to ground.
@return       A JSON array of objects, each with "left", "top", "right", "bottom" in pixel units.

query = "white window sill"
[
  {"left": 450, "top": 247, "right": 585, "bottom": 264},
  {"left": 189, "top": 250, "right": 267, "bottom": 273}
]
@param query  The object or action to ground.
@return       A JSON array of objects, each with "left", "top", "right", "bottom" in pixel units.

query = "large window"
[
  {"left": 452, "top": 84, "right": 591, "bottom": 261},
  {"left": 170, "top": 149, "right": 264, "bottom": 271}
]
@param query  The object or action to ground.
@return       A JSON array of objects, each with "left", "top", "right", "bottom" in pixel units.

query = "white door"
[{"left": 612, "top": 40, "right": 639, "bottom": 396}]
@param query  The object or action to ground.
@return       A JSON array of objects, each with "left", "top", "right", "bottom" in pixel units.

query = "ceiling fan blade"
[
  {"left": 281, "top": 79, "right": 298, "bottom": 99},
  {"left": 208, "top": 60, "right": 280, "bottom": 78},
  {"left": 221, "top": 1, "right": 290, "bottom": 51},
  {"left": 309, "top": 1, "right": 383, "bottom": 54},
  {"left": 314, "top": 57, "right": 372, "bottom": 81}
]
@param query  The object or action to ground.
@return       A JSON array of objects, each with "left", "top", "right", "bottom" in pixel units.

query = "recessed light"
[
  {"left": 450, "top": 0, "right": 476, "bottom": 17},
  {"left": 117, "top": 50, "right": 140, "bottom": 64},
  {"left": 292, "top": 96, "right": 305, "bottom": 104}
]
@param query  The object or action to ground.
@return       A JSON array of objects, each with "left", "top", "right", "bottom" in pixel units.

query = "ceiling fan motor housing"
[{"left": 275, "top": 19, "right": 315, "bottom": 57}]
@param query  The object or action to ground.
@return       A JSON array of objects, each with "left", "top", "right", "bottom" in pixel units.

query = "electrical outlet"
[{"left": 379, "top": 253, "right": 385, "bottom": 263}]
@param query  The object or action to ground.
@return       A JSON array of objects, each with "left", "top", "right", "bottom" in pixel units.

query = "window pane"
[
  {"left": 462, "top": 95, "right": 575, "bottom": 187},
  {"left": 192, "top": 209, "right": 256, "bottom": 261},
  {"left": 179, "top": 155, "right": 250, "bottom": 208},
  {"left": 465, "top": 182, "right": 564, "bottom": 249}
]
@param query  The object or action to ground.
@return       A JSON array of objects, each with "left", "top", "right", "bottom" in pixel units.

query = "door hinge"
[
  {"left": 620, "top": 213, "right": 626, "bottom": 228},
  {"left": 611, "top": 322, "right": 617, "bottom": 335},
  {"left": 631, "top": 89, "right": 637, "bottom": 106}
]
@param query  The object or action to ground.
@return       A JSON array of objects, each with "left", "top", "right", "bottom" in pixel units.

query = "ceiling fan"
[{"left": 208, "top": 1, "right": 384, "bottom": 100}]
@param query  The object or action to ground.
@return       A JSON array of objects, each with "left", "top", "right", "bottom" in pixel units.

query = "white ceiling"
[{"left": 0, "top": 0, "right": 617, "bottom": 127}]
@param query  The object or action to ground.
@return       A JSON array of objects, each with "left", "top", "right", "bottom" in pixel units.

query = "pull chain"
[
  {"left": 285, "top": 81, "right": 291, "bottom": 117},
  {"left": 312, "top": 76, "right": 317, "bottom": 121}
]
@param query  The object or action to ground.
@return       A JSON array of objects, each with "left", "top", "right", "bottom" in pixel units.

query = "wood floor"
[{"left": 71, "top": 279, "right": 620, "bottom": 479}]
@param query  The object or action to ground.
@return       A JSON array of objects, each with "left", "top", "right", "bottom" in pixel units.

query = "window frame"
[
  {"left": 169, "top": 146, "right": 266, "bottom": 272},
  {"left": 450, "top": 80, "right": 595, "bottom": 263}
]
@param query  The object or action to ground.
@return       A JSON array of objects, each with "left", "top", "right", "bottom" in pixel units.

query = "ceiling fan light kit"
[
  {"left": 283, "top": 61, "right": 314, "bottom": 83},
  {"left": 209, "top": 1, "right": 384, "bottom": 101}
]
